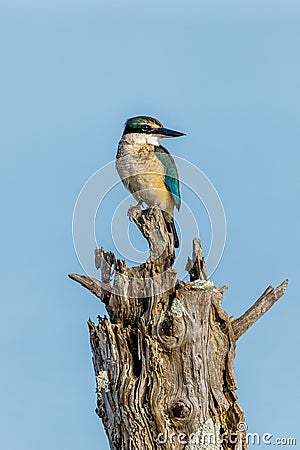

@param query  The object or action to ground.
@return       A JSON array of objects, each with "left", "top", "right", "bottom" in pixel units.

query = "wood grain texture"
[{"left": 69, "top": 207, "right": 288, "bottom": 450}]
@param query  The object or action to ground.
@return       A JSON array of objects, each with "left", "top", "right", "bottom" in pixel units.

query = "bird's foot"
[{"left": 127, "top": 202, "right": 143, "bottom": 221}]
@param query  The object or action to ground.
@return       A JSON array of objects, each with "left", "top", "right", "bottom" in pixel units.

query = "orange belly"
[{"left": 126, "top": 173, "right": 175, "bottom": 216}]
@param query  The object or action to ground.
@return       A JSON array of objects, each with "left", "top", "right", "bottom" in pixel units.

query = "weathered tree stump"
[{"left": 69, "top": 207, "right": 288, "bottom": 450}]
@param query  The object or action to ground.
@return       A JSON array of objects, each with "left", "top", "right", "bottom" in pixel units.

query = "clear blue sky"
[{"left": 1, "top": 1, "right": 299, "bottom": 449}]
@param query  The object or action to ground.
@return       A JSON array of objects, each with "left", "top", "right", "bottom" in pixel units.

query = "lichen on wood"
[{"left": 69, "top": 207, "right": 288, "bottom": 450}]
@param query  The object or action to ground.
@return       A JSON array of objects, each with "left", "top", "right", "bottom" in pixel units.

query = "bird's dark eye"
[{"left": 141, "top": 125, "right": 151, "bottom": 132}]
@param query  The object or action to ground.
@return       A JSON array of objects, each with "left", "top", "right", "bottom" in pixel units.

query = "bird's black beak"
[{"left": 152, "top": 127, "right": 186, "bottom": 138}]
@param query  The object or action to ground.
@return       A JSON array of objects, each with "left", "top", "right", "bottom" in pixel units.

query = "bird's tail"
[{"left": 166, "top": 218, "right": 179, "bottom": 248}]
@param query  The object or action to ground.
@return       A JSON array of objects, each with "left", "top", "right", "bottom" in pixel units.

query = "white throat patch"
[{"left": 124, "top": 133, "right": 162, "bottom": 146}]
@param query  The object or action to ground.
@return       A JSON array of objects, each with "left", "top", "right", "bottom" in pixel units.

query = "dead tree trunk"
[{"left": 69, "top": 207, "right": 288, "bottom": 450}]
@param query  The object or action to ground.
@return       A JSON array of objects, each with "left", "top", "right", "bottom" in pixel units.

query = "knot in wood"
[
  {"left": 156, "top": 313, "right": 187, "bottom": 349},
  {"left": 170, "top": 400, "right": 191, "bottom": 420}
]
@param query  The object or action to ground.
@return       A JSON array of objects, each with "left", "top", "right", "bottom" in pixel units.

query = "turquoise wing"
[{"left": 154, "top": 145, "right": 181, "bottom": 210}]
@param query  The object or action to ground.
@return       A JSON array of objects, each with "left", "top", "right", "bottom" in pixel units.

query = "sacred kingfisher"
[{"left": 116, "top": 116, "right": 185, "bottom": 248}]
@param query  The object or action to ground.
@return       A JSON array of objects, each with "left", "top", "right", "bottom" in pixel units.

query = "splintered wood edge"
[
  {"left": 232, "top": 279, "right": 289, "bottom": 340},
  {"left": 68, "top": 273, "right": 108, "bottom": 301}
]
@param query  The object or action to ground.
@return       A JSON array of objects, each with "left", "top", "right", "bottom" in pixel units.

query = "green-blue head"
[{"left": 123, "top": 116, "right": 185, "bottom": 138}]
